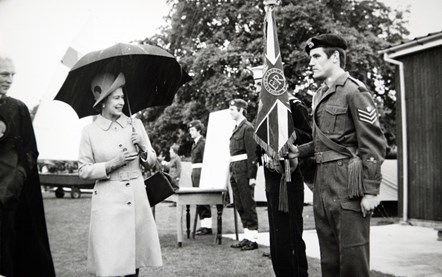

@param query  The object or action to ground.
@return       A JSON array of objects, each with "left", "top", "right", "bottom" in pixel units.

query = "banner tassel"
[{"left": 278, "top": 158, "right": 291, "bottom": 213}]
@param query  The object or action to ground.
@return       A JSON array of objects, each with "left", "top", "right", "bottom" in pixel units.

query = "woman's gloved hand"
[
  {"left": 131, "top": 131, "right": 147, "bottom": 150},
  {"left": 105, "top": 149, "right": 138, "bottom": 173}
]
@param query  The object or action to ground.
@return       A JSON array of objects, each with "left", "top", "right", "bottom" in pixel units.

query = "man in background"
[
  {"left": 188, "top": 120, "right": 212, "bottom": 235},
  {"left": 228, "top": 99, "right": 259, "bottom": 251},
  {"left": 0, "top": 55, "right": 55, "bottom": 276},
  {"left": 168, "top": 143, "right": 182, "bottom": 187},
  {"left": 166, "top": 143, "right": 181, "bottom": 207}
]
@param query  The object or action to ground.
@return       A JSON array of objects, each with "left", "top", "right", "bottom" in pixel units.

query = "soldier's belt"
[
  {"left": 191, "top": 163, "right": 203, "bottom": 169},
  {"left": 314, "top": 151, "right": 349, "bottom": 164},
  {"left": 230, "top": 153, "right": 248, "bottom": 162},
  {"left": 109, "top": 170, "right": 140, "bottom": 181}
]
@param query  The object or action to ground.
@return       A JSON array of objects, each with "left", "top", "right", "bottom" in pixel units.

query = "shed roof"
[{"left": 379, "top": 31, "right": 442, "bottom": 58}]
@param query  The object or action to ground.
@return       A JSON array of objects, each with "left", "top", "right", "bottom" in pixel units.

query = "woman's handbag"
[{"left": 144, "top": 162, "right": 179, "bottom": 207}]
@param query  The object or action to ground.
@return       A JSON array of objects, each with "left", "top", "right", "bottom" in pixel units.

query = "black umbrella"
[{"left": 55, "top": 42, "right": 191, "bottom": 118}]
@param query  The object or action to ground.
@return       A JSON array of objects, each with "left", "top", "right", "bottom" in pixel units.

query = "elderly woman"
[{"left": 78, "top": 72, "right": 162, "bottom": 277}]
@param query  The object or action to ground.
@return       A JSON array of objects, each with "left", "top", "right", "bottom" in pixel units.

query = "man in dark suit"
[
  {"left": 188, "top": 120, "right": 212, "bottom": 235},
  {"left": 0, "top": 55, "right": 55, "bottom": 276},
  {"left": 261, "top": 94, "right": 312, "bottom": 276}
]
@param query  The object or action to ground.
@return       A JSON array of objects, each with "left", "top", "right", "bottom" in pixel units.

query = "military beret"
[
  {"left": 188, "top": 120, "right": 204, "bottom": 130},
  {"left": 305, "top": 34, "right": 347, "bottom": 54},
  {"left": 229, "top": 99, "right": 248, "bottom": 110}
]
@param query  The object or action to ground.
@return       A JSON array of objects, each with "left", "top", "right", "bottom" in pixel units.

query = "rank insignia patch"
[{"left": 358, "top": 106, "right": 377, "bottom": 124}]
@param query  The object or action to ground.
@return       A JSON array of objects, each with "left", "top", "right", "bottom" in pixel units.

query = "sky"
[
  {"left": 0, "top": 0, "right": 440, "bottom": 108},
  {"left": 0, "top": 0, "right": 170, "bottom": 107},
  {"left": 0, "top": 0, "right": 170, "bottom": 159},
  {"left": 0, "top": 0, "right": 441, "bottom": 160}
]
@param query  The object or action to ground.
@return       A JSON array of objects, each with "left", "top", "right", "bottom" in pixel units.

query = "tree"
[{"left": 139, "top": 0, "right": 408, "bottom": 156}]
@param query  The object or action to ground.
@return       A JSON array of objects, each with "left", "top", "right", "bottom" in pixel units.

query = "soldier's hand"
[
  {"left": 287, "top": 143, "right": 299, "bottom": 159},
  {"left": 249, "top": 178, "right": 256, "bottom": 187},
  {"left": 360, "top": 194, "right": 380, "bottom": 217},
  {"left": 289, "top": 157, "right": 298, "bottom": 173}
]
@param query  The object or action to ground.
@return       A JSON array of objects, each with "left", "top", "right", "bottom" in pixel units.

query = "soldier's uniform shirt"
[
  {"left": 229, "top": 118, "right": 258, "bottom": 230},
  {"left": 298, "top": 72, "right": 387, "bottom": 277},
  {"left": 191, "top": 137, "right": 204, "bottom": 166}
]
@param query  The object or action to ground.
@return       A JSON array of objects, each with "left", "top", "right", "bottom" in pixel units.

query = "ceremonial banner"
[{"left": 254, "top": 4, "right": 295, "bottom": 159}]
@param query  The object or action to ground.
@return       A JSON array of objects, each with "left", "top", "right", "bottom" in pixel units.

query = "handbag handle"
[{"left": 154, "top": 158, "right": 166, "bottom": 174}]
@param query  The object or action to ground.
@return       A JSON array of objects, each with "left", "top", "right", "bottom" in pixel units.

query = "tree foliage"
[{"left": 138, "top": 0, "right": 408, "bottom": 156}]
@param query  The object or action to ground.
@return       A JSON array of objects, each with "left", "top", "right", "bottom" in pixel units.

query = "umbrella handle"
[
  {"left": 124, "top": 87, "right": 141, "bottom": 152},
  {"left": 129, "top": 121, "right": 140, "bottom": 153}
]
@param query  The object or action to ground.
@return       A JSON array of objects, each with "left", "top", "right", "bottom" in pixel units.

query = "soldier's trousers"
[
  {"left": 314, "top": 160, "right": 371, "bottom": 277},
  {"left": 191, "top": 168, "right": 211, "bottom": 219},
  {"left": 229, "top": 162, "right": 258, "bottom": 230},
  {"left": 264, "top": 167, "right": 308, "bottom": 277}
]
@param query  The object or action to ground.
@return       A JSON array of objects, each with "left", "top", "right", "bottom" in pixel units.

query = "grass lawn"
[{"left": 43, "top": 191, "right": 394, "bottom": 276}]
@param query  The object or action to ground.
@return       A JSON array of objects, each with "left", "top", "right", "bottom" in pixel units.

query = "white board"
[{"left": 199, "top": 109, "right": 235, "bottom": 189}]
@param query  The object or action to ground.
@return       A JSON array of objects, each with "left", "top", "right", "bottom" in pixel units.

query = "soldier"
[
  {"left": 261, "top": 94, "right": 313, "bottom": 276},
  {"left": 253, "top": 64, "right": 312, "bottom": 275},
  {"left": 228, "top": 99, "right": 259, "bottom": 251},
  {"left": 289, "top": 34, "right": 387, "bottom": 276},
  {"left": 188, "top": 120, "right": 212, "bottom": 235}
]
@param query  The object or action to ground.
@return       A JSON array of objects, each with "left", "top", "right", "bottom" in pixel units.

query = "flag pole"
[{"left": 257, "top": 0, "right": 295, "bottom": 212}]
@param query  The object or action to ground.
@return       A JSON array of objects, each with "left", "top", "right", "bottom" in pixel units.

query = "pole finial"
[
  {"left": 264, "top": 0, "right": 280, "bottom": 12},
  {"left": 264, "top": 0, "right": 280, "bottom": 6}
]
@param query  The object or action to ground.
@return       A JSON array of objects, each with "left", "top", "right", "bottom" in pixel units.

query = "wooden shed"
[{"left": 380, "top": 31, "right": 442, "bottom": 223}]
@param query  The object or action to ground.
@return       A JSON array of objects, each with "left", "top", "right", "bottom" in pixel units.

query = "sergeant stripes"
[{"left": 357, "top": 108, "right": 377, "bottom": 124}]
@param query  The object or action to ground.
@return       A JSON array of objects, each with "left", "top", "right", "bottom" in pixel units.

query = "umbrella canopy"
[{"left": 55, "top": 42, "right": 191, "bottom": 118}]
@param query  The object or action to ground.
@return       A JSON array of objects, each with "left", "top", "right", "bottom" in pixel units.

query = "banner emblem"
[{"left": 263, "top": 68, "right": 287, "bottom": 96}]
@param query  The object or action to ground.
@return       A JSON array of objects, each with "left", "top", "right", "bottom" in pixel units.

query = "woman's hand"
[
  {"left": 105, "top": 149, "right": 138, "bottom": 173},
  {"left": 131, "top": 131, "right": 147, "bottom": 150},
  {"left": 131, "top": 132, "right": 142, "bottom": 145}
]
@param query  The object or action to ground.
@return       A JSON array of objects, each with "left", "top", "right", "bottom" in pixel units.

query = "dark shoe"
[
  {"left": 262, "top": 252, "right": 271, "bottom": 258},
  {"left": 226, "top": 203, "right": 234, "bottom": 208},
  {"left": 241, "top": 241, "right": 258, "bottom": 251},
  {"left": 195, "top": 227, "right": 212, "bottom": 236},
  {"left": 231, "top": 239, "right": 250, "bottom": 248}
]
